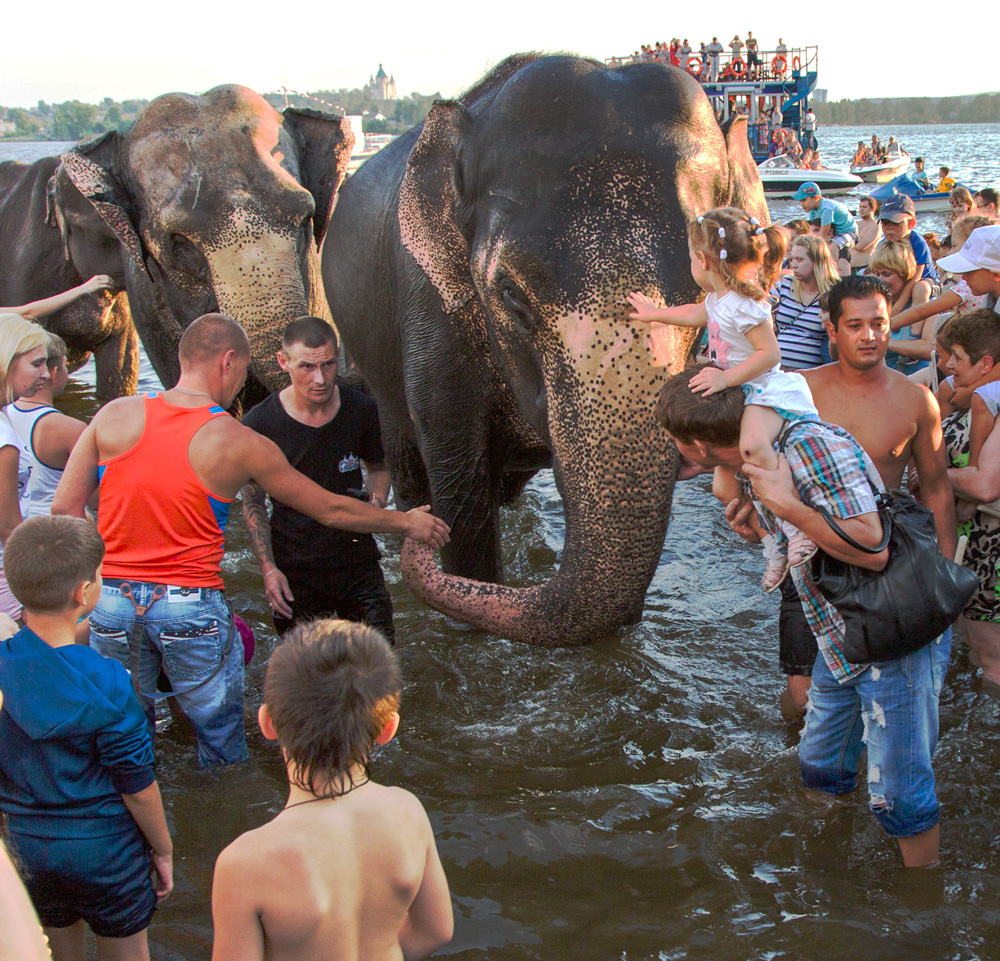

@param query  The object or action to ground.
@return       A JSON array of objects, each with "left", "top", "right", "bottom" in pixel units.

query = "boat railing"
[{"left": 606, "top": 46, "right": 818, "bottom": 84}]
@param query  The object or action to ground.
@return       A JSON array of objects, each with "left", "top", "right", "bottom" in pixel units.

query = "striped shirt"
[
  {"left": 771, "top": 278, "right": 826, "bottom": 370},
  {"left": 767, "top": 419, "right": 883, "bottom": 683}
]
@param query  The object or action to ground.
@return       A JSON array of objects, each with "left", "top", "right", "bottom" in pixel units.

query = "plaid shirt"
[{"left": 767, "top": 419, "right": 883, "bottom": 683}]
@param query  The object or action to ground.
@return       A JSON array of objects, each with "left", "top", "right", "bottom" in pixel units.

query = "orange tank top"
[{"left": 98, "top": 393, "right": 232, "bottom": 588}]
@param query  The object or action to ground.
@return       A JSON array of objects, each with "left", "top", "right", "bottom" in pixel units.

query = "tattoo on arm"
[{"left": 241, "top": 481, "right": 276, "bottom": 571}]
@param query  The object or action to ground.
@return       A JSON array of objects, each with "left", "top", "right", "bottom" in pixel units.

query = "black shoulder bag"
[{"left": 780, "top": 425, "right": 978, "bottom": 663}]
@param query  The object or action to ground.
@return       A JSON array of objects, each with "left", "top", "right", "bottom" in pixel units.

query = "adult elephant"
[
  {"left": 53, "top": 84, "right": 353, "bottom": 397},
  {"left": 0, "top": 156, "right": 137, "bottom": 399},
  {"left": 322, "top": 54, "right": 767, "bottom": 646}
]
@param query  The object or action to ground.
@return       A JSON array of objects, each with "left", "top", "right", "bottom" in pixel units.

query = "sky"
[{"left": 1, "top": 1, "right": 992, "bottom": 109}]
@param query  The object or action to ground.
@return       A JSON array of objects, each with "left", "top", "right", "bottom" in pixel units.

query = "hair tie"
[
  {"left": 718, "top": 227, "right": 726, "bottom": 238},
  {"left": 719, "top": 249, "right": 728, "bottom": 259},
  {"left": 697, "top": 215, "right": 705, "bottom": 224},
  {"left": 755, "top": 226, "right": 765, "bottom": 235},
  {"left": 749, "top": 217, "right": 760, "bottom": 226}
]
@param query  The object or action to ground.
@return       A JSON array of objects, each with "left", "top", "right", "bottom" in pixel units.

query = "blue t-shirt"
[
  {"left": 811, "top": 198, "right": 856, "bottom": 236},
  {"left": 908, "top": 230, "right": 939, "bottom": 282}
]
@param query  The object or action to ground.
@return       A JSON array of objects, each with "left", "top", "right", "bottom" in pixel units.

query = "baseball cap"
[
  {"left": 791, "top": 182, "right": 821, "bottom": 200},
  {"left": 937, "top": 225, "right": 1000, "bottom": 274},
  {"left": 878, "top": 194, "right": 915, "bottom": 222}
]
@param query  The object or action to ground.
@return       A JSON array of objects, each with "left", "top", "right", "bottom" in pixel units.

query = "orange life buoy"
[
  {"left": 772, "top": 55, "right": 787, "bottom": 75},
  {"left": 686, "top": 56, "right": 703, "bottom": 77},
  {"left": 792, "top": 55, "right": 801, "bottom": 71},
  {"left": 731, "top": 58, "right": 745, "bottom": 75}
]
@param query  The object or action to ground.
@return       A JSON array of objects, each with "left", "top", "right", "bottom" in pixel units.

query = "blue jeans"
[
  {"left": 799, "top": 628, "right": 951, "bottom": 838},
  {"left": 90, "top": 580, "right": 248, "bottom": 766}
]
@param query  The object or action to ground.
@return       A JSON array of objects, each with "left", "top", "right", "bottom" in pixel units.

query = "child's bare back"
[
  {"left": 213, "top": 781, "right": 450, "bottom": 961},
  {"left": 211, "top": 620, "right": 453, "bottom": 961}
]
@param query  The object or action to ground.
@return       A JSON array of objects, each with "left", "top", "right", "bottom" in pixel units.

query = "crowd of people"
[
  {"left": 614, "top": 33, "right": 797, "bottom": 82},
  {"left": 2, "top": 185, "right": 1000, "bottom": 957}
]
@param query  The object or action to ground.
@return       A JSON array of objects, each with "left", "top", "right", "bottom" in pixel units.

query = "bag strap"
[{"left": 777, "top": 420, "right": 890, "bottom": 555}]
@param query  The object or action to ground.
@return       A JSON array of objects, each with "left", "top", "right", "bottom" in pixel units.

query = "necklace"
[
  {"left": 281, "top": 775, "right": 370, "bottom": 810},
  {"left": 170, "top": 388, "right": 216, "bottom": 401}
]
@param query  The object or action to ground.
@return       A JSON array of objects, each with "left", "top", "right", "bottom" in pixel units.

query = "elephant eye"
[
  {"left": 168, "top": 234, "right": 210, "bottom": 282},
  {"left": 500, "top": 279, "right": 535, "bottom": 333}
]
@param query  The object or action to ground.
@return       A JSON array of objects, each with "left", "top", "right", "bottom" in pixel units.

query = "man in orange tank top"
[{"left": 53, "top": 315, "right": 450, "bottom": 766}]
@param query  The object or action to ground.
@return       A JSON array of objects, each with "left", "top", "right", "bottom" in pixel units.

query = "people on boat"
[
  {"left": 938, "top": 167, "right": 956, "bottom": 193},
  {"left": 912, "top": 158, "right": 931, "bottom": 190},
  {"left": 809, "top": 150, "right": 822, "bottom": 171},
  {"left": 852, "top": 142, "right": 866, "bottom": 167},
  {"left": 745, "top": 32, "right": 760, "bottom": 77},
  {"left": 802, "top": 109, "right": 817, "bottom": 151}
]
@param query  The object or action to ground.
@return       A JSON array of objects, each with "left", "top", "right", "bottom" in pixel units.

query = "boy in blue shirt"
[
  {"left": 879, "top": 194, "right": 939, "bottom": 282},
  {"left": 0, "top": 516, "right": 172, "bottom": 961},
  {"left": 792, "top": 181, "right": 859, "bottom": 251}
]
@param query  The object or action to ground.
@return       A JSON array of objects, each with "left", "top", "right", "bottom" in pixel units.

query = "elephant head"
[
  {"left": 53, "top": 85, "right": 353, "bottom": 396},
  {"left": 396, "top": 57, "right": 767, "bottom": 645}
]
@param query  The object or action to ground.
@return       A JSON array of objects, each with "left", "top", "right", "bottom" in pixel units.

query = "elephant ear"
[
  {"left": 721, "top": 115, "right": 770, "bottom": 225},
  {"left": 398, "top": 100, "right": 474, "bottom": 314},
  {"left": 282, "top": 107, "right": 354, "bottom": 248},
  {"left": 57, "top": 132, "right": 147, "bottom": 273}
]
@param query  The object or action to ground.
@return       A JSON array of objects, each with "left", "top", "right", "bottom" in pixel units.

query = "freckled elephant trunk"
[
  {"left": 401, "top": 323, "right": 694, "bottom": 647},
  {"left": 205, "top": 230, "right": 332, "bottom": 392}
]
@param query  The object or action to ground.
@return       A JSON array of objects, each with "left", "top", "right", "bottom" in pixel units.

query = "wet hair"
[
  {"left": 281, "top": 316, "right": 338, "bottom": 352},
  {"left": 0, "top": 315, "right": 50, "bottom": 405},
  {"left": 654, "top": 366, "right": 744, "bottom": 447},
  {"left": 788, "top": 235, "right": 840, "bottom": 300},
  {"left": 4, "top": 516, "right": 104, "bottom": 613},
  {"left": 687, "top": 207, "right": 785, "bottom": 300},
  {"left": 825, "top": 275, "right": 891, "bottom": 330},
  {"left": 950, "top": 185, "right": 974, "bottom": 208},
  {"left": 44, "top": 331, "right": 67, "bottom": 369},
  {"left": 869, "top": 240, "right": 917, "bottom": 282},
  {"left": 938, "top": 308, "right": 1000, "bottom": 364},
  {"left": 975, "top": 188, "right": 999, "bottom": 209},
  {"left": 178, "top": 313, "right": 250, "bottom": 366},
  {"left": 264, "top": 618, "right": 401, "bottom": 796},
  {"left": 951, "top": 214, "right": 994, "bottom": 250},
  {"left": 785, "top": 218, "right": 811, "bottom": 235}
]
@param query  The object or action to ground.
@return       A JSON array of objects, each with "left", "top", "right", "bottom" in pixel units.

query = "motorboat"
[
  {"left": 850, "top": 150, "right": 910, "bottom": 184},
  {"left": 869, "top": 174, "right": 968, "bottom": 213},
  {"left": 757, "top": 155, "right": 863, "bottom": 198}
]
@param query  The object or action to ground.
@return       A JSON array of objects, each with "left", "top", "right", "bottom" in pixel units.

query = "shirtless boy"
[
  {"left": 775, "top": 274, "right": 957, "bottom": 716},
  {"left": 210, "top": 619, "right": 453, "bottom": 961}
]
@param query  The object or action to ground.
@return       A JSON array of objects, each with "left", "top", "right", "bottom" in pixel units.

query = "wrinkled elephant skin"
[
  {"left": 54, "top": 84, "right": 353, "bottom": 399},
  {"left": 0, "top": 157, "right": 138, "bottom": 399},
  {"left": 322, "top": 55, "right": 768, "bottom": 646}
]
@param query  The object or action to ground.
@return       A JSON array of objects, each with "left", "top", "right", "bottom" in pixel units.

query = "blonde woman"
[
  {"left": 868, "top": 240, "right": 934, "bottom": 375},
  {"left": 770, "top": 235, "right": 840, "bottom": 369},
  {"left": 0, "top": 315, "right": 51, "bottom": 619}
]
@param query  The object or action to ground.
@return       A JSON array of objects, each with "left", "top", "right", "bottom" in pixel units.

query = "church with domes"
[{"left": 368, "top": 64, "right": 397, "bottom": 101}]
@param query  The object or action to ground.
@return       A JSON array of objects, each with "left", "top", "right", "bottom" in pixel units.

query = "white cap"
[{"left": 937, "top": 225, "right": 1000, "bottom": 274}]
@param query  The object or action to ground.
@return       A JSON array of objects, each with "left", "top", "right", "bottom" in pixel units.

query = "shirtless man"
[{"left": 775, "top": 274, "right": 957, "bottom": 717}]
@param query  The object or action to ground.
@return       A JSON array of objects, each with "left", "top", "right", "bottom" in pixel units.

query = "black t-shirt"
[{"left": 241, "top": 387, "right": 385, "bottom": 567}]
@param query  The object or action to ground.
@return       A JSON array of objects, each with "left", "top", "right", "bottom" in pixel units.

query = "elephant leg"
[{"left": 93, "top": 294, "right": 140, "bottom": 400}]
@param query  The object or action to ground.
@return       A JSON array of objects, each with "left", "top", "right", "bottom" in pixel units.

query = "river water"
[{"left": 4, "top": 125, "right": 1000, "bottom": 960}]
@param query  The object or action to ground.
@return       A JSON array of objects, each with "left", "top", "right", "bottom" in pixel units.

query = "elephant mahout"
[
  {"left": 53, "top": 84, "right": 353, "bottom": 399},
  {"left": 322, "top": 54, "right": 768, "bottom": 646},
  {"left": 0, "top": 156, "right": 137, "bottom": 399}
]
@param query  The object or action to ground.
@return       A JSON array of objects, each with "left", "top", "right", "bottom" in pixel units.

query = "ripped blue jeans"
[
  {"left": 798, "top": 628, "right": 951, "bottom": 838},
  {"left": 89, "top": 580, "right": 248, "bottom": 767}
]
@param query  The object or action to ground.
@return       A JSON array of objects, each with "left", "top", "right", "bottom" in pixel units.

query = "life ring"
[
  {"left": 686, "top": 57, "right": 703, "bottom": 77},
  {"left": 731, "top": 58, "right": 745, "bottom": 75},
  {"left": 792, "top": 55, "right": 801, "bottom": 71},
  {"left": 772, "top": 55, "right": 787, "bottom": 75}
]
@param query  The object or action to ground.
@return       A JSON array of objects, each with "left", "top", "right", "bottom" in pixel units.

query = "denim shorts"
[
  {"left": 798, "top": 628, "right": 951, "bottom": 838},
  {"left": 89, "top": 580, "right": 248, "bottom": 767},
  {"left": 8, "top": 821, "right": 156, "bottom": 937}
]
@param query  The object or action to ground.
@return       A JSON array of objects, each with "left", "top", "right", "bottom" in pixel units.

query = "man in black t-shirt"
[{"left": 241, "top": 317, "right": 395, "bottom": 641}]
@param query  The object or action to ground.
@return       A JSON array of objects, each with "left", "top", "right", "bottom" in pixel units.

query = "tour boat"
[
  {"left": 757, "top": 155, "right": 863, "bottom": 198},
  {"left": 850, "top": 150, "right": 911, "bottom": 184}
]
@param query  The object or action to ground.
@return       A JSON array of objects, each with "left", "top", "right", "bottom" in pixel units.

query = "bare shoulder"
[
  {"left": 92, "top": 395, "right": 145, "bottom": 424},
  {"left": 889, "top": 371, "right": 939, "bottom": 417}
]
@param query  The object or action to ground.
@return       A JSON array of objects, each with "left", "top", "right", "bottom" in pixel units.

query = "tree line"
[{"left": 815, "top": 93, "right": 1000, "bottom": 126}]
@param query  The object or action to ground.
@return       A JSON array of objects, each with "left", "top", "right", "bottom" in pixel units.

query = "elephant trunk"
[
  {"left": 401, "top": 319, "right": 693, "bottom": 646},
  {"left": 205, "top": 222, "right": 331, "bottom": 392}
]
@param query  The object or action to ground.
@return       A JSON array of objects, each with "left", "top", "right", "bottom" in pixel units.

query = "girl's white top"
[{"left": 705, "top": 291, "right": 818, "bottom": 419}]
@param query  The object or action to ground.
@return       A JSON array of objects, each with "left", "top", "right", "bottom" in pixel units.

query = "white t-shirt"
[{"left": 0, "top": 415, "right": 32, "bottom": 569}]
